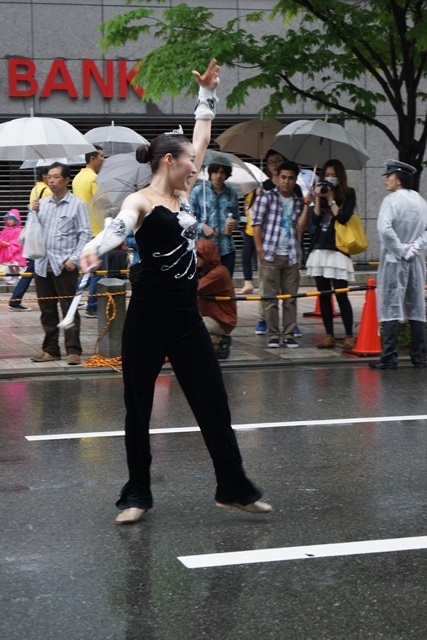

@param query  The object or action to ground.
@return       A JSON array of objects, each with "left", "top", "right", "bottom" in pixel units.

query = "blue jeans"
[{"left": 9, "top": 259, "right": 34, "bottom": 306}]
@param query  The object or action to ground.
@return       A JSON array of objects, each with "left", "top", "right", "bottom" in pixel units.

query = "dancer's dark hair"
[{"left": 136, "top": 134, "right": 191, "bottom": 173}]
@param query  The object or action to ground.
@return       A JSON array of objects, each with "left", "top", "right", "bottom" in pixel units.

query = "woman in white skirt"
[{"left": 305, "top": 159, "right": 356, "bottom": 350}]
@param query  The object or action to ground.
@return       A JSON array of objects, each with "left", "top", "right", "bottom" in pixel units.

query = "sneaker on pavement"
[
  {"left": 67, "top": 354, "right": 82, "bottom": 365},
  {"left": 283, "top": 337, "right": 299, "bottom": 348},
  {"left": 292, "top": 326, "right": 303, "bottom": 338},
  {"left": 255, "top": 319, "right": 267, "bottom": 335},
  {"left": 78, "top": 302, "right": 86, "bottom": 309},
  {"left": 85, "top": 309, "right": 98, "bottom": 318},
  {"left": 268, "top": 338, "right": 280, "bottom": 348},
  {"left": 9, "top": 304, "right": 32, "bottom": 312}
]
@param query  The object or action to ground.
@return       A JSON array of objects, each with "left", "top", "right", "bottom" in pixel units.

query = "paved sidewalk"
[{"left": 0, "top": 271, "right": 382, "bottom": 378}]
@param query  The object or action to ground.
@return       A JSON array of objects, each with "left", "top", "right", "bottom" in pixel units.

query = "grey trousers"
[{"left": 261, "top": 255, "right": 300, "bottom": 339}]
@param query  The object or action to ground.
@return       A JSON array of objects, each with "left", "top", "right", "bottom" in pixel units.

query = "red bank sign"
[{"left": 8, "top": 58, "right": 144, "bottom": 99}]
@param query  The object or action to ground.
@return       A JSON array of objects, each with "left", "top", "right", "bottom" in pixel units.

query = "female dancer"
[
  {"left": 305, "top": 159, "right": 357, "bottom": 350},
  {"left": 80, "top": 60, "right": 272, "bottom": 524}
]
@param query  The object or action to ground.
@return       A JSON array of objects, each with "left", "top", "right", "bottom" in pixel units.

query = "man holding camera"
[{"left": 252, "top": 160, "right": 311, "bottom": 348}]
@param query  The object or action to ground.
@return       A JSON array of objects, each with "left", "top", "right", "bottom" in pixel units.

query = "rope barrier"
[
  {"left": 0, "top": 290, "right": 127, "bottom": 304},
  {"left": 4, "top": 280, "right": 427, "bottom": 306},
  {"left": 0, "top": 269, "right": 130, "bottom": 278},
  {"left": 199, "top": 284, "right": 372, "bottom": 302},
  {"left": 0, "top": 264, "right": 381, "bottom": 278}
]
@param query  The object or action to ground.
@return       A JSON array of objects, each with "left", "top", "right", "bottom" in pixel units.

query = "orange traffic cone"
[
  {"left": 303, "top": 293, "right": 341, "bottom": 317},
  {"left": 343, "top": 278, "right": 382, "bottom": 357}
]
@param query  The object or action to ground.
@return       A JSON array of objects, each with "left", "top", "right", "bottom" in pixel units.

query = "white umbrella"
[
  {"left": 272, "top": 119, "right": 370, "bottom": 170},
  {"left": 0, "top": 116, "right": 95, "bottom": 161},
  {"left": 198, "top": 150, "right": 262, "bottom": 222},
  {"left": 215, "top": 119, "right": 284, "bottom": 161},
  {"left": 198, "top": 162, "right": 267, "bottom": 197},
  {"left": 84, "top": 122, "right": 148, "bottom": 156},
  {"left": 19, "top": 155, "right": 85, "bottom": 170}
]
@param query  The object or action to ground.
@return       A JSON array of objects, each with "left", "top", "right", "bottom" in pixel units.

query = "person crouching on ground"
[{"left": 197, "top": 238, "right": 236, "bottom": 359}]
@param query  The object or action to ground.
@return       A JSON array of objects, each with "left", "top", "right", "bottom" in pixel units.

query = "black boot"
[
  {"left": 369, "top": 361, "right": 398, "bottom": 370},
  {"left": 217, "top": 335, "right": 232, "bottom": 360}
]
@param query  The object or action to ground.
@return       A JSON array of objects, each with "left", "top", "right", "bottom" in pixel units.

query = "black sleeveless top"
[{"left": 132, "top": 198, "right": 199, "bottom": 309}]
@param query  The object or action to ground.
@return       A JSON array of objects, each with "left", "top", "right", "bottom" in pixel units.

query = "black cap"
[{"left": 382, "top": 159, "right": 417, "bottom": 176}]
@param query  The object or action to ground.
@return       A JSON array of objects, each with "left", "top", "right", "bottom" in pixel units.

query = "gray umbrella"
[
  {"left": 271, "top": 119, "right": 369, "bottom": 170},
  {"left": 88, "top": 152, "right": 152, "bottom": 226}
]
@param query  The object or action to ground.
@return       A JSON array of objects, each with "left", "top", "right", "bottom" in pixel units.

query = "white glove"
[
  {"left": 85, "top": 209, "right": 138, "bottom": 256},
  {"left": 80, "top": 209, "right": 138, "bottom": 273},
  {"left": 403, "top": 242, "right": 420, "bottom": 261}
]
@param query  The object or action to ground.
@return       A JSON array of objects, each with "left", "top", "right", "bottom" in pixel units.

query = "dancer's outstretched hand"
[{"left": 192, "top": 59, "right": 219, "bottom": 89}]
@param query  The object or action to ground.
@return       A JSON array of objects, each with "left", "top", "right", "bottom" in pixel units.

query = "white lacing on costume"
[{"left": 152, "top": 198, "right": 198, "bottom": 280}]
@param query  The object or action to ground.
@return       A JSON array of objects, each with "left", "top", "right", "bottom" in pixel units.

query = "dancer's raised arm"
[{"left": 187, "top": 59, "right": 220, "bottom": 195}]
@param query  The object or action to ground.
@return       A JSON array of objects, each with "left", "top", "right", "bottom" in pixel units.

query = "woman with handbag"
[{"left": 305, "top": 159, "right": 357, "bottom": 350}]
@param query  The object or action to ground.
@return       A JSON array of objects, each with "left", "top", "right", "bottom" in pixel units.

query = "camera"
[{"left": 319, "top": 181, "right": 334, "bottom": 194}]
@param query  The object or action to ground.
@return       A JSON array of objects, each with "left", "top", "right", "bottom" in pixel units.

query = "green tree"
[{"left": 100, "top": 0, "right": 427, "bottom": 183}]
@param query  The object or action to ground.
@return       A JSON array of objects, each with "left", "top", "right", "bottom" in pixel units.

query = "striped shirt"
[
  {"left": 252, "top": 188, "right": 303, "bottom": 265},
  {"left": 35, "top": 192, "right": 92, "bottom": 277}
]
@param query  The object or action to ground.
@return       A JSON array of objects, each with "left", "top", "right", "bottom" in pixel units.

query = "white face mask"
[{"left": 326, "top": 176, "right": 339, "bottom": 187}]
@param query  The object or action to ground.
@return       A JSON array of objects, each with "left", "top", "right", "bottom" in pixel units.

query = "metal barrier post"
[{"left": 97, "top": 278, "right": 127, "bottom": 357}]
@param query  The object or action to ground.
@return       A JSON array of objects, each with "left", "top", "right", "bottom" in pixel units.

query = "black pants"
[
  {"left": 315, "top": 276, "right": 353, "bottom": 336},
  {"left": 220, "top": 251, "right": 236, "bottom": 278},
  {"left": 34, "top": 269, "right": 81, "bottom": 357},
  {"left": 241, "top": 233, "right": 257, "bottom": 281},
  {"left": 117, "top": 298, "right": 261, "bottom": 510},
  {"left": 381, "top": 320, "right": 426, "bottom": 365}
]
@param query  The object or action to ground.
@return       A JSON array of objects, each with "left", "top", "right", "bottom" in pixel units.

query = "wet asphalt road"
[{"left": 1, "top": 364, "right": 426, "bottom": 639}]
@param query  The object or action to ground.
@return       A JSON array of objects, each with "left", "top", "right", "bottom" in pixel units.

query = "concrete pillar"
[{"left": 97, "top": 278, "right": 127, "bottom": 357}]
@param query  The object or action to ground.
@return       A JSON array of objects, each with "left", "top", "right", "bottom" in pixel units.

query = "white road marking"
[
  {"left": 178, "top": 536, "right": 427, "bottom": 569},
  {"left": 25, "top": 414, "right": 427, "bottom": 441}
]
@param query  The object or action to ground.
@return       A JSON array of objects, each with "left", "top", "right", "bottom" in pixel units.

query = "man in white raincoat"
[{"left": 370, "top": 159, "right": 427, "bottom": 370}]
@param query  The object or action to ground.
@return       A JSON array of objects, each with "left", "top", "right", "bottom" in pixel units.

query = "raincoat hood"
[
  {"left": 197, "top": 238, "right": 221, "bottom": 274},
  {"left": 4, "top": 208, "right": 21, "bottom": 226}
]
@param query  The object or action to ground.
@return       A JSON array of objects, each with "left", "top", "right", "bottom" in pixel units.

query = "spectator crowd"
[{"left": 2, "top": 135, "right": 427, "bottom": 368}]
